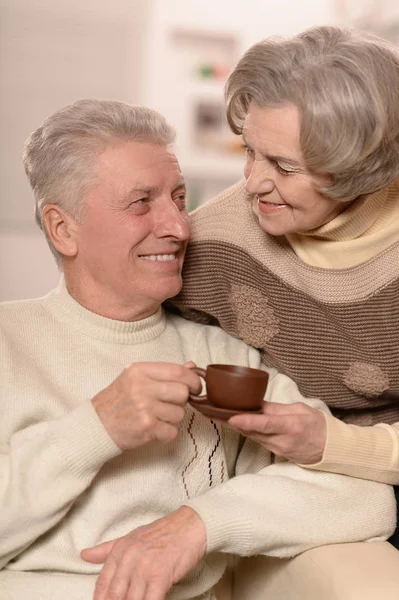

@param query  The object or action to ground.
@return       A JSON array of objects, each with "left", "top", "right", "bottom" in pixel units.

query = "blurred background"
[{"left": 1, "top": 0, "right": 398, "bottom": 301}]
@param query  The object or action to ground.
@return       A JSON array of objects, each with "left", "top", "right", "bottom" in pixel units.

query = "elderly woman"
[{"left": 172, "top": 24, "right": 399, "bottom": 557}]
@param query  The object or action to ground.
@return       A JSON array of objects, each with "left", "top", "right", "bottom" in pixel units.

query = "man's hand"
[
  {"left": 228, "top": 401, "right": 327, "bottom": 464},
  {"left": 81, "top": 506, "right": 206, "bottom": 600},
  {"left": 92, "top": 362, "right": 201, "bottom": 450}
]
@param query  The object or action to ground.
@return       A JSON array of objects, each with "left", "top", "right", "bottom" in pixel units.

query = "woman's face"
[{"left": 242, "top": 103, "right": 347, "bottom": 236}]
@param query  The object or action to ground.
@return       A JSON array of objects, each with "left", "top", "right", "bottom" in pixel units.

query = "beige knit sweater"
[
  {"left": 0, "top": 281, "right": 395, "bottom": 599},
  {"left": 173, "top": 180, "right": 399, "bottom": 485}
]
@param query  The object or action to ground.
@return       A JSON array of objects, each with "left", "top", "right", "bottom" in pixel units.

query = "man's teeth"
[{"left": 140, "top": 254, "right": 177, "bottom": 261}]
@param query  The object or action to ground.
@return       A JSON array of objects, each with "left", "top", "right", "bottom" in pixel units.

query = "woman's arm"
[
  {"left": 307, "top": 414, "right": 399, "bottom": 484},
  {"left": 229, "top": 401, "right": 399, "bottom": 485}
]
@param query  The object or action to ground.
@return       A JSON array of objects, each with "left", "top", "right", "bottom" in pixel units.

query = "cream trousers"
[{"left": 215, "top": 542, "right": 399, "bottom": 600}]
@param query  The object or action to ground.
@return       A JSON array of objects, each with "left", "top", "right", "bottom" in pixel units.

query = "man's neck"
[{"left": 63, "top": 274, "right": 160, "bottom": 322}]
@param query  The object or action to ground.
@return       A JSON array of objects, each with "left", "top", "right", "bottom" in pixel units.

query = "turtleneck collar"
[
  {"left": 284, "top": 180, "right": 399, "bottom": 268},
  {"left": 301, "top": 183, "right": 397, "bottom": 241},
  {"left": 43, "top": 278, "right": 166, "bottom": 344}
]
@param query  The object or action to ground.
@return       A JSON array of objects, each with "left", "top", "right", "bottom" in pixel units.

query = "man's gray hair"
[
  {"left": 226, "top": 26, "right": 399, "bottom": 201},
  {"left": 23, "top": 99, "right": 176, "bottom": 261}
]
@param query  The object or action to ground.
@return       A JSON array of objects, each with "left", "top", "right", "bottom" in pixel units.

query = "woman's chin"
[{"left": 257, "top": 214, "right": 292, "bottom": 237}]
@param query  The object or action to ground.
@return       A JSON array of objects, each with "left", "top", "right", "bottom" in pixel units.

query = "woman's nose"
[{"left": 245, "top": 160, "right": 275, "bottom": 196}]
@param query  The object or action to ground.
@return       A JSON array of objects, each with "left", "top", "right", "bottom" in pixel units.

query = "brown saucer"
[{"left": 188, "top": 398, "right": 263, "bottom": 421}]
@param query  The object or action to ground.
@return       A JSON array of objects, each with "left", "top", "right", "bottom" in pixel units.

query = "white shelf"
[
  {"left": 182, "top": 154, "right": 244, "bottom": 181},
  {"left": 186, "top": 78, "right": 226, "bottom": 101}
]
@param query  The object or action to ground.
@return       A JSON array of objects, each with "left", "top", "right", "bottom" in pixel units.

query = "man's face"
[{"left": 69, "top": 140, "right": 190, "bottom": 320}]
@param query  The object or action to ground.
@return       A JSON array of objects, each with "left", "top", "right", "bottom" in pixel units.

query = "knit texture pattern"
[
  {"left": 0, "top": 281, "right": 395, "bottom": 598},
  {"left": 173, "top": 181, "right": 399, "bottom": 427}
]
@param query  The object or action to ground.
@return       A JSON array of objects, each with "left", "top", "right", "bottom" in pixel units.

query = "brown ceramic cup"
[{"left": 189, "top": 364, "right": 269, "bottom": 411}]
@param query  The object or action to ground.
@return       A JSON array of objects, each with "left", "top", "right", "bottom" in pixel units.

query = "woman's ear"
[{"left": 42, "top": 204, "right": 79, "bottom": 258}]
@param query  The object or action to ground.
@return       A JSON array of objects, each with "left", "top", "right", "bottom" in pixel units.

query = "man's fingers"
[
  {"left": 155, "top": 421, "right": 180, "bottom": 443},
  {"left": 128, "top": 363, "right": 201, "bottom": 393},
  {"left": 92, "top": 558, "right": 117, "bottom": 600},
  {"left": 155, "top": 401, "right": 185, "bottom": 425},
  {"left": 183, "top": 360, "right": 197, "bottom": 369},
  {"left": 151, "top": 381, "right": 192, "bottom": 405},
  {"left": 127, "top": 578, "right": 147, "bottom": 600},
  {"left": 105, "top": 568, "right": 131, "bottom": 600},
  {"left": 81, "top": 539, "right": 115, "bottom": 563},
  {"left": 142, "top": 582, "right": 170, "bottom": 600}
]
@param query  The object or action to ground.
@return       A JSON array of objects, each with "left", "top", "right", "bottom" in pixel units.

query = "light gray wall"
[{"left": 0, "top": 0, "right": 149, "bottom": 300}]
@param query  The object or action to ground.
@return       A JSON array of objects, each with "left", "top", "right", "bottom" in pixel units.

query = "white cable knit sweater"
[{"left": 0, "top": 281, "right": 395, "bottom": 600}]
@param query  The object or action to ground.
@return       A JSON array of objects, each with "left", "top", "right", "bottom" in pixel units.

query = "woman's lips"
[{"left": 257, "top": 199, "right": 288, "bottom": 214}]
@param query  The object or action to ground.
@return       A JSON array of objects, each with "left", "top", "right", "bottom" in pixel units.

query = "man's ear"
[{"left": 42, "top": 204, "right": 80, "bottom": 258}]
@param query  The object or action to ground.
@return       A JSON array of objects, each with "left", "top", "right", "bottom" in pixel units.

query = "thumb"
[
  {"left": 80, "top": 539, "right": 116, "bottom": 563},
  {"left": 263, "top": 401, "right": 299, "bottom": 415},
  {"left": 183, "top": 361, "right": 197, "bottom": 369}
]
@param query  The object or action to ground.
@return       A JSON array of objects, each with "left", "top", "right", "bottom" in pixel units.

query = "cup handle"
[{"left": 188, "top": 367, "right": 207, "bottom": 402}]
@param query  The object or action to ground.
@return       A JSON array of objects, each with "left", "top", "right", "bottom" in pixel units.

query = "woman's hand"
[{"left": 228, "top": 401, "right": 327, "bottom": 465}]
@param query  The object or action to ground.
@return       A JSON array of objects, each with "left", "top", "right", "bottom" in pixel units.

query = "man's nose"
[
  {"left": 245, "top": 159, "right": 275, "bottom": 196},
  {"left": 153, "top": 200, "right": 190, "bottom": 240}
]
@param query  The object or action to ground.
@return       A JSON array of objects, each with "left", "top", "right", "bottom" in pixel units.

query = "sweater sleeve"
[
  {"left": 184, "top": 372, "right": 396, "bottom": 558},
  {"left": 0, "top": 401, "right": 121, "bottom": 568},
  {"left": 299, "top": 413, "right": 399, "bottom": 485}
]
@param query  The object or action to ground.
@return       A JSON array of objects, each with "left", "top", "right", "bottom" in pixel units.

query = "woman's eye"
[
  {"left": 274, "top": 162, "right": 295, "bottom": 176},
  {"left": 241, "top": 144, "right": 255, "bottom": 158}
]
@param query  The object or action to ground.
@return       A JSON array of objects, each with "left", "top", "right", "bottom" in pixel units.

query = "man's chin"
[{"left": 156, "top": 277, "right": 183, "bottom": 304}]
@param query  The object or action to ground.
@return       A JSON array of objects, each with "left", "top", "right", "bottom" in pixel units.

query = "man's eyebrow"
[
  {"left": 172, "top": 180, "right": 186, "bottom": 192},
  {"left": 122, "top": 180, "right": 186, "bottom": 202},
  {"left": 242, "top": 135, "right": 301, "bottom": 167},
  {"left": 127, "top": 185, "right": 159, "bottom": 195}
]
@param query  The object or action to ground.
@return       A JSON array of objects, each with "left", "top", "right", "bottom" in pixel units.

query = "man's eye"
[
  {"left": 175, "top": 195, "right": 187, "bottom": 210},
  {"left": 128, "top": 198, "right": 150, "bottom": 213}
]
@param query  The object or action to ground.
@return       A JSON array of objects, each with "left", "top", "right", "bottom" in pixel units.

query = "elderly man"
[{"left": 0, "top": 99, "right": 395, "bottom": 600}]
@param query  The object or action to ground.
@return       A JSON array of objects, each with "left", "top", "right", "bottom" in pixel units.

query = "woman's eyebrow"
[{"left": 242, "top": 135, "right": 302, "bottom": 167}]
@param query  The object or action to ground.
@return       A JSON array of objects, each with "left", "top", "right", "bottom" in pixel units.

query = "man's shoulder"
[
  {"left": 0, "top": 295, "right": 49, "bottom": 329},
  {"left": 166, "top": 311, "right": 261, "bottom": 364},
  {"left": 167, "top": 310, "right": 233, "bottom": 338},
  {"left": 0, "top": 295, "right": 46, "bottom": 312}
]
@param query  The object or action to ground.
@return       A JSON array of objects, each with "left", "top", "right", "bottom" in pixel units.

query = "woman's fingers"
[
  {"left": 228, "top": 402, "right": 327, "bottom": 464},
  {"left": 228, "top": 413, "right": 288, "bottom": 434}
]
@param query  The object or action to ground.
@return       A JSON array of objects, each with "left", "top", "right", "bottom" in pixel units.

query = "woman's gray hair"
[
  {"left": 226, "top": 26, "right": 399, "bottom": 200},
  {"left": 23, "top": 99, "right": 176, "bottom": 261}
]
